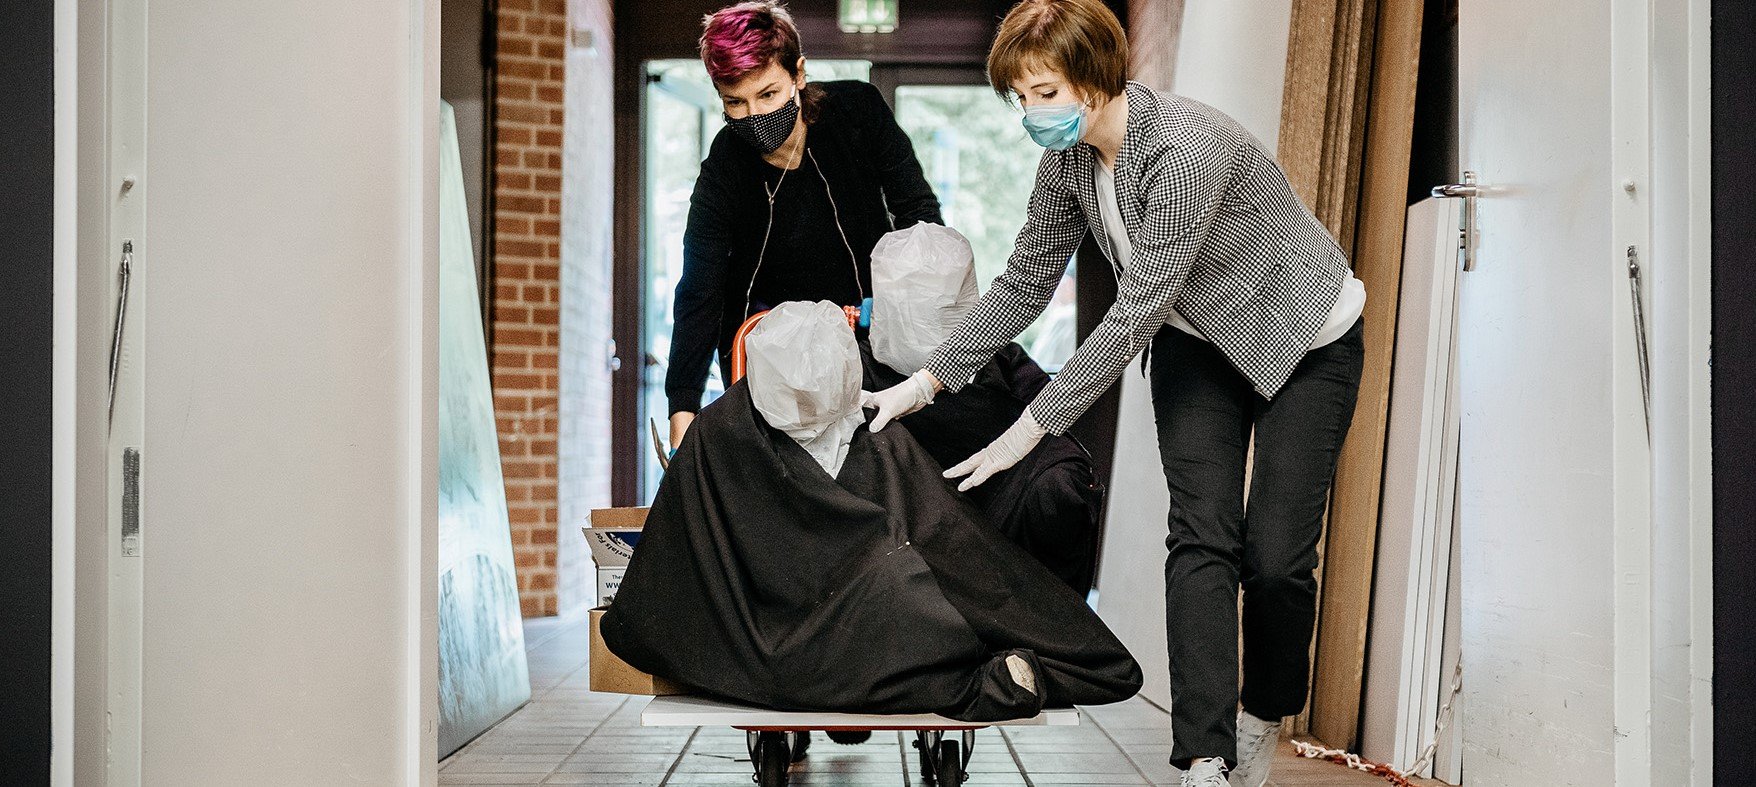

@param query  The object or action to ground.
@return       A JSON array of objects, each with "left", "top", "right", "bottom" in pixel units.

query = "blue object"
[
  {"left": 859, "top": 297, "right": 873, "bottom": 328},
  {"left": 1022, "top": 102, "right": 1086, "bottom": 151}
]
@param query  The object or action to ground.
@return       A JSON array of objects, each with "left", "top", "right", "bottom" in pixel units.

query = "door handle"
[{"left": 1432, "top": 171, "right": 1480, "bottom": 271}]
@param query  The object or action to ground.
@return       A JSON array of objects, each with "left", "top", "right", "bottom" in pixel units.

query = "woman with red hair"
[{"left": 666, "top": 2, "right": 942, "bottom": 452}]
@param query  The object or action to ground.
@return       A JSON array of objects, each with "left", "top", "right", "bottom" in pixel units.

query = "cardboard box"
[
  {"left": 589, "top": 607, "right": 687, "bottom": 695},
  {"left": 587, "top": 506, "right": 649, "bottom": 529},
  {"left": 583, "top": 507, "right": 649, "bottom": 605}
]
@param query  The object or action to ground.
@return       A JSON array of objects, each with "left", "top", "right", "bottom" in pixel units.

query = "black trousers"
[{"left": 1149, "top": 319, "right": 1364, "bottom": 768}]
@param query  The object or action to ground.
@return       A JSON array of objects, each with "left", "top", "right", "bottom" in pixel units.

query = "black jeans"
[{"left": 1149, "top": 319, "right": 1364, "bottom": 769}]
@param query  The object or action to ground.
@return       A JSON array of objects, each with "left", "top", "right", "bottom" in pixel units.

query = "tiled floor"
[{"left": 439, "top": 614, "right": 1442, "bottom": 787}]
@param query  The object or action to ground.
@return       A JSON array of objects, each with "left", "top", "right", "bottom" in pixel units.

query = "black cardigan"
[{"left": 666, "top": 80, "right": 943, "bottom": 416}]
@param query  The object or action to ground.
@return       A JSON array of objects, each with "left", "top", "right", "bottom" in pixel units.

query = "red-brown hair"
[
  {"left": 987, "top": 0, "right": 1129, "bottom": 104},
  {"left": 699, "top": 2, "right": 824, "bottom": 122}
]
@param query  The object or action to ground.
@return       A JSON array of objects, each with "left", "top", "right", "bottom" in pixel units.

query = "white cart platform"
[
  {"left": 641, "top": 693, "right": 1080, "bottom": 730},
  {"left": 641, "top": 695, "right": 1080, "bottom": 786}
]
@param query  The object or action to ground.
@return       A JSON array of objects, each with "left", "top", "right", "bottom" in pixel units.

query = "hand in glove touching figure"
[
  {"left": 861, "top": 370, "right": 943, "bottom": 432},
  {"left": 942, "top": 410, "right": 1048, "bottom": 492}
]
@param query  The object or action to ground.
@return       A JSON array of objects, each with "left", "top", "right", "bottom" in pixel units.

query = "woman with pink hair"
[{"left": 666, "top": 2, "right": 942, "bottom": 455}]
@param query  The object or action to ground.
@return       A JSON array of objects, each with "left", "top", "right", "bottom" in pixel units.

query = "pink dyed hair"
[{"left": 699, "top": 2, "right": 803, "bottom": 85}]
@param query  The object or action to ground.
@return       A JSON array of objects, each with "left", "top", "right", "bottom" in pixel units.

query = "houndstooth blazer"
[{"left": 921, "top": 82, "right": 1352, "bottom": 435}]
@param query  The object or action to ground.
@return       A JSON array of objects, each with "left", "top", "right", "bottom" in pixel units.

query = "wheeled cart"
[{"left": 641, "top": 694, "right": 1079, "bottom": 786}]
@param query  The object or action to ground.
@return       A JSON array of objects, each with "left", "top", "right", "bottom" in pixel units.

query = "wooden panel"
[
  {"left": 1278, "top": 0, "right": 1377, "bottom": 252},
  {"left": 1276, "top": 0, "right": 1375, "bottom": 739},
  {"left": 1285, "top": 0, "right": 1427, "bottom": 751}
]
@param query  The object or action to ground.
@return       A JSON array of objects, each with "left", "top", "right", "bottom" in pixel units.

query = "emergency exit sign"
[{"left": 838, "top": 0, "right": 898, "bottom": 33}]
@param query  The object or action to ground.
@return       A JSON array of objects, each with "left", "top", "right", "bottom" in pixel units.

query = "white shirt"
[{"left": 1094, "top": 159, "right": 1365, "bottom": 350}]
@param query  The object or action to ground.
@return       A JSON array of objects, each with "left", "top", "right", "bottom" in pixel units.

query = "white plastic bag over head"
[
  {"left": 745, "top": 300, "right": 866, "bottom": 477},
  {"left": 869, "top": 222, "right": 979, "bottom": 374}
]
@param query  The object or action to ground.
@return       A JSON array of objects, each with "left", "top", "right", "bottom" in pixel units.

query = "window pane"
[{"left": 894, "top": 85, "right": 1077, "bottom": 371}]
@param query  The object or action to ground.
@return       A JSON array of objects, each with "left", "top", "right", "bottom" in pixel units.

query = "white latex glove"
[
  {"left": 942, "top": 410, "right": 1048, "bottom": 492},
  {"left": 861, "top": 369, "right": 940, "bottom": 432}
]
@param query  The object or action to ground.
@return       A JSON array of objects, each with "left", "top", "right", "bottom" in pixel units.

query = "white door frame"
[
  {"left": 1609, "top": 0, "right": 1716, "bottom": 782},
  {"left": 1609, "top": 0, "right": 1655, "bottom": 781},
  {"left": 57, "top": 0, "right": 441, "bottom": 782},
  {"left": 1641, "top": 0, "right": 1716, "bottom": 781}
]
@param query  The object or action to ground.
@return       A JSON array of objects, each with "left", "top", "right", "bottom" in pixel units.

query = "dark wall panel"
[
  {"left": 618, "top": 0, "right": 1014, "bottom": 65},
  {"left": 442, "top": 0, "right": 495, "bottom": 327},
  {"left": 0, "top": 0, "right": 56, "bottom": 780},
  {"left": 1713, "top": 0, "right": 1756, "bottom": 777}
]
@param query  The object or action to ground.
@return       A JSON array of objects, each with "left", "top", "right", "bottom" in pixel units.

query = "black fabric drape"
[
  {"left": 860, "top": 342, "right": 1104, "bottom": 593},
  {"left": 600, "top": 384, "right": 1140, "bottom": 721}
]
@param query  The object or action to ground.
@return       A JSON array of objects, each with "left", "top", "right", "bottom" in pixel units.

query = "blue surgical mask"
[{"left": 1021, "top": 101, "right": 1087, "bottom": 151}]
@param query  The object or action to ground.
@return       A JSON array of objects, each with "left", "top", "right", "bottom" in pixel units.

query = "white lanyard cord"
[
  {"left": 808, "top": 148, "right": 865, "bottom": 304},
  {"left": 740, "top": 145, "right": 865, "bottom": 321},
  {"left": 742, "top": 134, "right": 803, "bottom": 321}
]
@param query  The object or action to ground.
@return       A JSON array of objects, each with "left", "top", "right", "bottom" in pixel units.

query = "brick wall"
[{"left": 494, "top": 0, "right": 567, "bottom": 617}]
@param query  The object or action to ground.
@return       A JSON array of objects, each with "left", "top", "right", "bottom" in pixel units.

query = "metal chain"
[
  {"left": 1291, "top": 740, "right": 1423, "bottom": 787},
  {"left": 1290, "top": 662, "right": 1464, "bottom": 786},
  {"left": 1401, "top": 662, "right": 1464, "bottom": 778}
]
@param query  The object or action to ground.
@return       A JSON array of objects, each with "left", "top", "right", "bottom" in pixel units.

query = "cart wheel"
[
  {"left": 934, "top": 739, "right": 963, "bottom": 785},
  {"left": 755, "top": 731, "right": 790, "bottom": 787}
]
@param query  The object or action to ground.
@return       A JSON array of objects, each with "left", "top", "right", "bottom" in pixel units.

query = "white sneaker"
[
  {"left": 1179, "top": 758, "right": 1231, "bottom": 787},
  {"left": 1228, "top": 710, "right": 1283, "bottom": 787},
  {"left": 1005, "top": 653, "right": 1037, "bottom": 695}
]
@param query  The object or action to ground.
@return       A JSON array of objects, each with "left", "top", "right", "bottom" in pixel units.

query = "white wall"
[
  {"left": 71, "top": 0, "right": 112, "bottom": 779},
  {"left": 78, "top": 0, "right": 440, "bottom": 781},
  {"left": 1454, "top": 0, "right": 1625, "bottom": 781},
  {"left": 1170, "top": 0, "right": 1292, "bottom": 151},
  {"left": 1098, "top": 0, "right": 1291, "bottom": 710},
  {"left": 557, "top": 0, "right": 617, "bottom": 616}
]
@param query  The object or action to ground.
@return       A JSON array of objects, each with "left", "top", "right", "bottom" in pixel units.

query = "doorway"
[{"left": 632, "top": 60, "right": 1075, "bottom": 502}]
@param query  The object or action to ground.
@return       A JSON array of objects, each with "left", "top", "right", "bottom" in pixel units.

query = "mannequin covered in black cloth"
[
  {"left": 861, "top": 222, "right": 1103, "bottom": 593},
  {"left": 860, "top": 341, "right": 1103, "bottom": 593},
  {"left": 599, "top": 308, "right": 1140, "bottom": 720}
]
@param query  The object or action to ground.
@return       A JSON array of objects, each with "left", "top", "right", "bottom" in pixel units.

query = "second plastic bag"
[{"left": 869, "top": 223, "right": 979, "bottom": 374}]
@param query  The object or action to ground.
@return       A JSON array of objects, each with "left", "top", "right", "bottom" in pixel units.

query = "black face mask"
[{"left": 725, "top": 87, "right": 799, "bottom": 155}]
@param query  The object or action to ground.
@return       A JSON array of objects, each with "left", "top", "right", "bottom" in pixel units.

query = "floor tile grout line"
[
  {"left": 997, "top": 727, "right": 1036, "bottom": 787},
  {"left": 523, "top": 614, "right": 582, "bottom": 652},
  {"left": 654, "top": 725, "right": 702, "bottom": 786},
  {"left": 1085, "top": 707, "right": 1162, "bottom": 785},
  {"left": 442, "top": 631, "right": 598, "bottom": 766},
  {"left": 537, "top": 694, "right": 631, "bottom": 783}
]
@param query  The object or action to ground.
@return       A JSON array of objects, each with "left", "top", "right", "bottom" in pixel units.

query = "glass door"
[
  {"left": 637, "top": 62, "right": 1074, "bottom": 502},
  {"left": 890, "top": 81, "right": 1078, "bottom": 371},
  {"left": 638, "top": 58, "right": 872, "bottom": 502}
]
